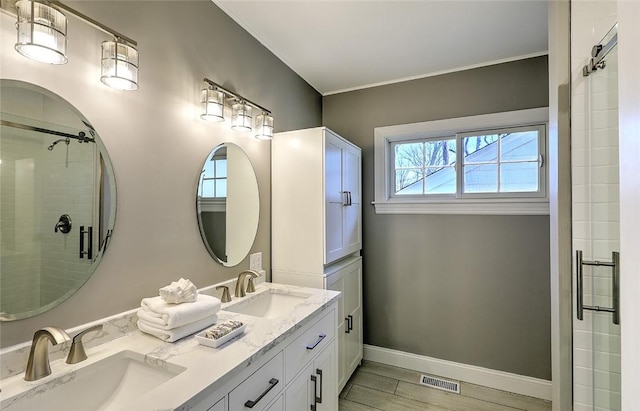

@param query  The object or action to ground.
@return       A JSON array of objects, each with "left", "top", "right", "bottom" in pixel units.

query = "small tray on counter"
[{"left": 196, "top": 320, "right": 246, "bottom": 348}]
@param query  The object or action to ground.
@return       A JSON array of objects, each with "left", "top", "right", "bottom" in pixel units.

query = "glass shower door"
[{"left": 572, "top": 24, "right": 621, "bottom": 411}]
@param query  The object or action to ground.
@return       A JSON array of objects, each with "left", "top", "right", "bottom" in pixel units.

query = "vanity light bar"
[
  {"left": 5, "top": 0, "right": 139, "bottom": 90},
  {"left": 201, "top": 78, "right": 273, "bottom": 139}
]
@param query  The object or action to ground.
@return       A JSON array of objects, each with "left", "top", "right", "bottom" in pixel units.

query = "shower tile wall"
[
  {"left": 571, "top": 2, "right": 619, "bottom": 411},
  {"left": 40, "top": 143, "right": 95, "bottom": 306}
]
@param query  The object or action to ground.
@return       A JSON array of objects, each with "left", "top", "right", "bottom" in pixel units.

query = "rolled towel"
[
  {"left": 160, "top": 278, "right": 198, "bottom": 304},
  {"left": 138, "top": 314, "right": 218, "bottom": 343},
  {"left": 139, "top": 294, "right": 221, "bottom": 329}
]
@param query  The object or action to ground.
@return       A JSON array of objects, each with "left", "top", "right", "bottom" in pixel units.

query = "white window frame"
[{"left": 374, "top": 108, "right": 549, "bottom": 215}]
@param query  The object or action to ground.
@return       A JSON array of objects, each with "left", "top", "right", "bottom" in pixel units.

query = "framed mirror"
[
  {"left": 196, "top": 143, "right": 259, "bottom": 267},
  {"left": 0, "top": 80, "right": 117, "bottom": 321}
]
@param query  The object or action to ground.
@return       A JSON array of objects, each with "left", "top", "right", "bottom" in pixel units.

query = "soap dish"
[{"left": 196, "top": 320, "right": 246, "bottom": 348}]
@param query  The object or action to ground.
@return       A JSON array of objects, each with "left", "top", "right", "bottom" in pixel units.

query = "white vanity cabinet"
[
  {"left": 193, "top": 306, "right": 338, "bottom": 411},
  {"left": 272, "top": 127, "right": 362, "bottom": 271}
]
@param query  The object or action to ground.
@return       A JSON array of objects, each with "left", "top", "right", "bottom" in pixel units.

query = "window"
[
  {"left": 374, "top": 108, "right": 549, "bottom": 215},
  {"left": 199, "top": 151, "right": 227, "bottom": 199}
]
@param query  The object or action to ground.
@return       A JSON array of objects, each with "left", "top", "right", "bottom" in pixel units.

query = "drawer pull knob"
[
  {"left": 306, "top": 333, "right": 326, "bottom": 350},
  {"left": 244, "top": 378, "right": 278, "bottom": 408}
]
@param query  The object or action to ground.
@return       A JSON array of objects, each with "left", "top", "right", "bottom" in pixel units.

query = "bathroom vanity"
[{"left": 0, "top": 282, "right": 340, "bottom": 411}]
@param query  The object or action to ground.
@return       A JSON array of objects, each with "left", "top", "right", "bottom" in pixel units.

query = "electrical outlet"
[{"left": 249, "top": 252, "right": 262, "bottom": 271}]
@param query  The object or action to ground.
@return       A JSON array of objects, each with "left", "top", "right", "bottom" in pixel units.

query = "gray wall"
[
  {"left": 0, "top": 1, "right": 321, "bottom": 347},
  {"left": 323, "top": 56, "right": 552, "bottom": 380}
]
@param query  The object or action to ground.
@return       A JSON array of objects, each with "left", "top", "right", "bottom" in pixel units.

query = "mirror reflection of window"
[{"left": 200, "top": 147, "right": 227, "bottom": 199}]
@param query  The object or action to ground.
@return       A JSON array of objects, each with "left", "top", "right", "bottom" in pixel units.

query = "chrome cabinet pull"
[
  {"left": 306, "top": 333, "right": 326, "bottom": 350},
  {"left": 315, "top": 369, "right": 323, "bottom": 404},
  {"left": 576, "top": 250, "right": 620, "bottom": 325},
  {"left": 80, "top": 226, "right": 93, "bottom": 259},
  {"left": 244, "top": 378, "right": 279, "bottom": 408}
]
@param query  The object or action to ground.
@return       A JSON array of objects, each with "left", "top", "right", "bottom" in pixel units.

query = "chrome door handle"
[
  {"left": 576, "top": 250, "right": 620, "bottom": 325},
  {"left": 80, "top": 226, "right": 93, "bottom": 259},
  {"left": 244, "top": 378, "right": 279, "bottom": 408}
]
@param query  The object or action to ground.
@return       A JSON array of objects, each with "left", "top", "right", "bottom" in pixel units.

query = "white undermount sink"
[
  {"left": 2, "top": 350, "right": 185, "bottom": 411},
  {"left": 223, "top": 288, "right": 312, "bottom": 319}
]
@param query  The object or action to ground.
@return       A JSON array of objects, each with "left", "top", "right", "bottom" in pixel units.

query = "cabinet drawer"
[
  {"left": 284, "top": 308, "right": 335, "bottom": 383},
  {"left": 229, "top": 352, "right": 284, "bottom": 411}
]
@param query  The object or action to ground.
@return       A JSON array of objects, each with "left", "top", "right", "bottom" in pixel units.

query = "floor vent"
[{"left": 419, "top": 374, "right": 460, "bottom": 394}]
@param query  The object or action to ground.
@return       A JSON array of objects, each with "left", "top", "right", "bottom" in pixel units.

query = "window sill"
[{"left": 372, "top": 199, "right": 550, "bottom": 215}]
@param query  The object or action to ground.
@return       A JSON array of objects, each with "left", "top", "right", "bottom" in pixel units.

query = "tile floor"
[{"left": 339, "top": 361, "right": 552, "bottom": 411}]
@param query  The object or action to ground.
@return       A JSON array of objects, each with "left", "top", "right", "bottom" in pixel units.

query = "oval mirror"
[
  {"left": 0, "top": 80, "right": 117, "bottom": 321},
  {"left": 196, "top": 143, "right": 259, "bottom": 267}
]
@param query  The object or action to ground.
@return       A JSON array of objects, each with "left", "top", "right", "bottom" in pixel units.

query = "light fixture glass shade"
[
  {"left": 231, "top": 101, "right": 252, "bottom": 132},
  {"left": 15, "top": 0, "right": 68, "bottom": 64},
  {"left": 255, "top": 113, "right": 274, "bottom": 140},
  {"left": 101, "top": 39, "right": 139, "bottom": 91},
  {"left": 200, "top": 88, "right": 225, "bottom": 121}
]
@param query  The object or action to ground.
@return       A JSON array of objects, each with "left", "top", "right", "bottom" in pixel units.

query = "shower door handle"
[
  {"left": 80, "top": 226, "right": 93, "bottom": 260},
  {"left": 576, "top": 250, "right": 620, "bottom": 325}
]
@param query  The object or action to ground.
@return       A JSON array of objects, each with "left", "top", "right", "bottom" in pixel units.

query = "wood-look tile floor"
[{"left": 339, "top": 361, "right": 552, "bottom": 411}]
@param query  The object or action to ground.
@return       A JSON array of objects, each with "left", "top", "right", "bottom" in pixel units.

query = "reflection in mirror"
[
  {"left": 197, "top": 143, "right": 259, "bottom": 267},
  {"left": 0, "top": 80, "right": 117, "bottom": 321}
]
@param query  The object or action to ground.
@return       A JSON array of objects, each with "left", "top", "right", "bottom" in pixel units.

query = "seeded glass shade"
[
  {"left": 101, "top": 39, "right": 139, "bottom": 91},
  {"left": 15, "top": 0, "right": 68, "bottom": 64},
  {"left": 231, "top": 101, "right": 252, "bottom": 132},
  {"left": 255, "top": 113, "right": 274, "bottom": 140},
  {"left": 200, "top": 88, "right": 225, "bottom": 121}
]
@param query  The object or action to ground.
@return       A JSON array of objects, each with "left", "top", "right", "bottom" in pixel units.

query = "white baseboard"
[{"left": 363, "top": 344, "right": 552, "bottom": 401}]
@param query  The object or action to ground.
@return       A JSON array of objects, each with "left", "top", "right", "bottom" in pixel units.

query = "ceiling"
[{"left": 214, "top": 1, "right": 548, "bottom": 96}]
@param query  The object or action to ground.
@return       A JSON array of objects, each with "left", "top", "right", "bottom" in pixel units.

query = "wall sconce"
[
  {"left": 6, "top": 0, "right": 139, "bottom": 90},
  {"left": 201, "top": 78, "right": 273, "bottom": 140},
  {"left": 101, "top": 38, "right": 139, "bottom": 91},
  {"left": 15, "top": 0, "right": 68, "bottom": 64}
]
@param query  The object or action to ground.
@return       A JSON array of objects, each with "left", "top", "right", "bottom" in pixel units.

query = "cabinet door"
[
  {"left": 342, "top": 144, "right": 362, "bottom": 255},
  {"left": 314, "top": 340, "right": 338, "bottom": 411},
  {"left": 345, "top": 308, "right": 363, "bottom": 379},
  {"left": 327, "top": 270, "right": 347, "bottom": 390},
  {"left": 285, "top": 363, "right": 313, "bottom": 411},
  {"left": 325, "top": 133, "right": 346, "bottom": 264},
  {"left": 344, "top": 260, "right": 363, "bottom": 384}
]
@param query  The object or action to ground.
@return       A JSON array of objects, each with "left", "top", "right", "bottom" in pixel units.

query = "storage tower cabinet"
[{"left": 272, "top": 127, "right": 363, "bottom": 392}]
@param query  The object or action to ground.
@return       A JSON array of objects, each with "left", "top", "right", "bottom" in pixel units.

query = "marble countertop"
[{"left": 0, "top": 282, "right": 341, "bottom": 411}]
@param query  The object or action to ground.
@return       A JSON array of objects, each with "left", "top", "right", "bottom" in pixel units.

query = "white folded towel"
[
  {"left": 139, "top": 294, "right": 221, "bottom": 329},
  {"left": 160, "top": 278, "right": 198, "bottom": 304},
  {"left": 137, "top": 315, "right": 218, "bottom": 343}
]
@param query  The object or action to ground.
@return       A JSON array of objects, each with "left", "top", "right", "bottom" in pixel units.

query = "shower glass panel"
[
  {"left": 0, "top": 115, "right": 98, "bottom": 316},
  {"left": 572, "top": 24, "right": 620, "bottom": 411}
]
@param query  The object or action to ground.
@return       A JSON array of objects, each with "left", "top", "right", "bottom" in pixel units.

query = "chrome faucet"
[
  {"left": 234, "top": 270, "right": 260, "bottom": 298},
  {"left": 25, "top": 327, "right": 71, "bottom": 381}
]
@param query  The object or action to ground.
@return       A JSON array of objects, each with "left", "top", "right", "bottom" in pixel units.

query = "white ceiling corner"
[{"left": 214, "top": 0, "right": 549, "bottom": 96}]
